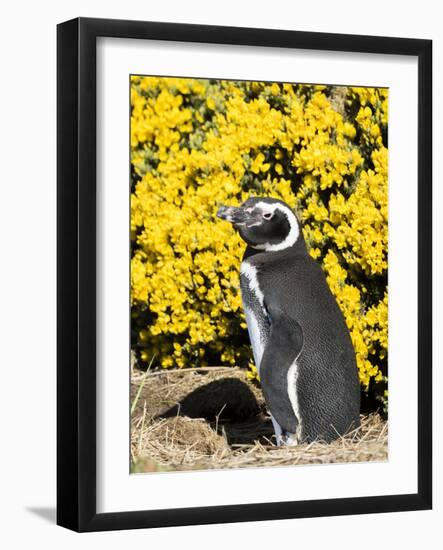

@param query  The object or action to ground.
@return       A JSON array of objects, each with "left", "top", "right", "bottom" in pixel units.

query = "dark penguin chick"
[{"left": 217, "top": 197, "right": 360, "bottom": 445}]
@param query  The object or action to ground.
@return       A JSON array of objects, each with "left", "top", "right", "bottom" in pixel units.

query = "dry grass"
[{"left": 131, "top": 367, "right": 388, "bottom": 473}]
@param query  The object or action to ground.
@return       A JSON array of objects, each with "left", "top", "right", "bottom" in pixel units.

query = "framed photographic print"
[{"left": 57, "top": 17, "right": 432, "bottom": 532}]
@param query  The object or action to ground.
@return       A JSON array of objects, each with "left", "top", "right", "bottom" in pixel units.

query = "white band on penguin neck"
[{"left": 252, "top": 202, "right": 299, "bottom": 252}]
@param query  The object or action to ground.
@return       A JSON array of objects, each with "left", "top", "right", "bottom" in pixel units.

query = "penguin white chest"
[
  {"left": 240, "top": 262, "right": 269, "bottom": 374},
  {"left": 243, "top": 306, "right": 264, "bottom": 369}
]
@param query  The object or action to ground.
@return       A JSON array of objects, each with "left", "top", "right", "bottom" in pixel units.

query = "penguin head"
[{"left": 217, "top": 197, "right": 301, "bottom": 252}]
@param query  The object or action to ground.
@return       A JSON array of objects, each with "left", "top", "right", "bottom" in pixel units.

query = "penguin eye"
[{"left": 263, "top": 212, "right": 273, "bottom": 220}]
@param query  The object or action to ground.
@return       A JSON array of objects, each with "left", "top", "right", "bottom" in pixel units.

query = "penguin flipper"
[{"left": 259, "top": 304, "right": 304, "bottom": 436}]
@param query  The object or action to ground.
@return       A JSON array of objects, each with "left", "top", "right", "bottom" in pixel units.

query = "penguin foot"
[{"left": 277, "top": 432, "right": 299, "bottom": 446}]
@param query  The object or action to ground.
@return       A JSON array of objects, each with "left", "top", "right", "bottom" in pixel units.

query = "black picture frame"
[{"left": 57, "top": 17, "right": 432, "bottom": 532}]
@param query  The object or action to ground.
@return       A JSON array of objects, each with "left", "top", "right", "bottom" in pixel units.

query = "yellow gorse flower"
[{"left": 130, "top": 77, "right": 388, "bottom": 404}]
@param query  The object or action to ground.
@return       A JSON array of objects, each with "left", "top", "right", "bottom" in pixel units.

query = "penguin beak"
[{"left": 216, "top": 205, "right": 248, "bottom": 225}]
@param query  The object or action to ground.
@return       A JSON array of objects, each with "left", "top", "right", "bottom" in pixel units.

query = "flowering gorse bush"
[{"left": 131, "top": 77, "right": 388, "bottom": 406}]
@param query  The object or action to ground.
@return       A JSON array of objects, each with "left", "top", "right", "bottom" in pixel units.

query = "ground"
[{"left": 131, "top": 366, "right": 388, "bottom": 473}]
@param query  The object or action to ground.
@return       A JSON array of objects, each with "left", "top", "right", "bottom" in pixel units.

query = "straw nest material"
[{"left": 131, "top": 366, "right": 388, "bottom": 473}]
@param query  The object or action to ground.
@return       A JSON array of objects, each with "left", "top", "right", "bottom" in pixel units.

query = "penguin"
[{"left": 217, "top": 197, "right": 360, "bottom": 445}]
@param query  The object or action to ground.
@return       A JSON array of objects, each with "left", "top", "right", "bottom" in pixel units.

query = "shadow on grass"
[{"left": 157, "top": 377, "right": 274, "bottom": 445}]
